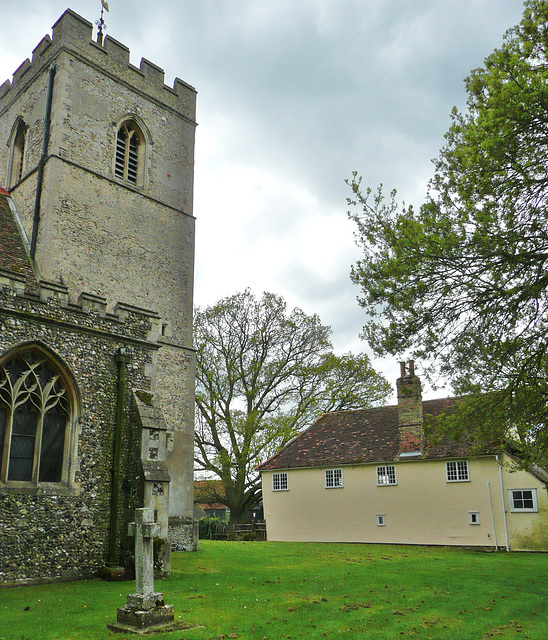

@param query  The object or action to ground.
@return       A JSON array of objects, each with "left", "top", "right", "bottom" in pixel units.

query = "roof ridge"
[{"left": 256, "top": 397, "right": 499, "bottom": 471}]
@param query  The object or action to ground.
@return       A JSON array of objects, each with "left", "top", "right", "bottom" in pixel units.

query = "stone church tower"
[{"left": 0, "top": 10, "right": 196, "bottom": 542}]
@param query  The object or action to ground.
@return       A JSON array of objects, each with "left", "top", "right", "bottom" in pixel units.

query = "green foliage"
[
  {"left": 512, "top": 507, "right": 548, "bottom": 551},
  {"left": 194, "top": 289, "right": 391, "bottom": 522},
  {"left": 198, "top": 516, "right": 229, "bottom": 540},
  {"left": 1, "top": 542, "right": 547, "bottom": 639},
  {"left": 348, "top": 0, "right": 548, "bottom": 465}
]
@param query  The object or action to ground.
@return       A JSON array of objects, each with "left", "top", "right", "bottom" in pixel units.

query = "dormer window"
[{"left": 114, "top": 120, "right": 145, "bottom": 185}]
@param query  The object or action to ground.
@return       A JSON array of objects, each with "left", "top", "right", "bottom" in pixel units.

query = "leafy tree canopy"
[
  {"left": 194, "top": 289, "right": 392, "bottom": 522},
  {"left": 348, "top": 0, "right": 548, "bottom": 466}
]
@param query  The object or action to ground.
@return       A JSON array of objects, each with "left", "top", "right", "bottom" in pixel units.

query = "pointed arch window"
[
  {"left": 0, "top": 349, "right": 72, "bottom": 485},
  {"left": 114, "top": 120, "right": 145, "bottom": 185},
  {"left": 8, "top": 119, "right": 28, "bottom": 188}
]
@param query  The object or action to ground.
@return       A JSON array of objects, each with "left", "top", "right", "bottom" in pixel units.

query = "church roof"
[
  {"left": 0, "top": 188, "right": 38, "bottom": 289},
  {"left": 256, "top": 397, "right": 500, "bottom": 471}
]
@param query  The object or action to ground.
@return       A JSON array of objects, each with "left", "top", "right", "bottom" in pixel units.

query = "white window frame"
[
  {"left": 272, "top": 472, "right": 288, "bottom": 492},
  {"left": 446, "top": 460, "right": 469, "bottom": 482},
  {"left": 509, "top": 489, "right": 538, "bottom": 513},
  {"left": 325, "top": 468, "right": 343, "bottom": 488},
  {"left": 377, "top": 465, "right": 397, "bottom": 486},
  {"left": 468, "top": 511, "right": 480, "bottom": 525},
  {"left": 377, "top": 514, "right": 386, "bottom": 527}
]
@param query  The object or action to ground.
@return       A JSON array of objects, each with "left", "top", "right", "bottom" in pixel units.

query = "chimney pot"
[{"left": 408, "top": 360, "right": 415, "bottom": 377}]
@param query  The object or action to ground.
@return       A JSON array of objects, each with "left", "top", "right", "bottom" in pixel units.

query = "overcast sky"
[{"left": 0, "top": 0, "right": 526, "bottom": 397}]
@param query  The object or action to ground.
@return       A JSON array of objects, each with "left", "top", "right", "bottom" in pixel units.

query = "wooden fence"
[
  {"left": 229, "top": 521, "right": 267, "bottom": 541},
  {"left": 200, "top": 519, "right": 266, "bottom": 541}
]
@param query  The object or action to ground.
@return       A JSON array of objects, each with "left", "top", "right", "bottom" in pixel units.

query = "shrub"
[{"left": 198, "top": 517, "right": 228, "bottom": 540}]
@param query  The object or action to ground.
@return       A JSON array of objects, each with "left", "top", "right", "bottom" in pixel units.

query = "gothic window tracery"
[
  {"left": 114, "top": 120, "right": 145, "bottom": 185},
  {"left": 0, "top": 349, "right": 71, "bottom": 484}
]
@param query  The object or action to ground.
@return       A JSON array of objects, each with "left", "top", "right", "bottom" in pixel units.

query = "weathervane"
[{"left": 96, "top": 0, "right": 110, "bottom": 45}]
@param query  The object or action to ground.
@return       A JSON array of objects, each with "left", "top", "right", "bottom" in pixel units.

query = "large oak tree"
[
  {"left": 348, "top": 0, "right": 548, "bottom": 465},
  {"left": 194, "top": 289, "right": 391, "bottom": 522}
]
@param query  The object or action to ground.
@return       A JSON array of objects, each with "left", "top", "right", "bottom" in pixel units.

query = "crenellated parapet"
[
  {"left": 0, "top": 9, "right": 196, "bottom": 121},
  {"left": 0, "top": 267, "right": 162, "bottom": 346}
]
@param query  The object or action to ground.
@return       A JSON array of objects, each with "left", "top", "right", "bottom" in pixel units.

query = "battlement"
[
  {"left": 0, "top": 9, "right": 196, "bottom": 121},
  {"left": 0, "top": 267, "right": 162, "bottom": 345}
]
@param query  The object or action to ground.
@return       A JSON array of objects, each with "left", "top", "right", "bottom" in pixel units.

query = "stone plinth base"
[
  {"left": 107, "top": 619, "right": 191, "bottom": 635},
  {"left": 113, "top": 603, "right": 174, "bottom": 629},
  {"left": 107, "top": 591, "right": 174, "bottom": 633},
  {"left": 126, "top": 592, "right": 166, "bottom": 610}
]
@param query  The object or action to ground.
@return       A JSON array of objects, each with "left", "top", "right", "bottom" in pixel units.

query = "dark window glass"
[
  {"left": 39, "top": 405, "right": 66, "bottom": 481},
  {"left": 513, "top": 490, "right": 534, "bottom": 509},
  {"left": 15, "top": 129, "right": 25, "bottom": 181},
  {"left": 0, "top": 407, "right": 6, "bottom": 468},
  {"left": 8, "top": 405, "right": 37, "bottom": 481}
]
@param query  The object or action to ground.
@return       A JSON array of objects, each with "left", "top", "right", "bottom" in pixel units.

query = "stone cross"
[
  {"left": 110, "top": 507, "right": 174, "bottom": 631},
  {"left": 127, "top": 507, "right": 162, "bottom": 609}
]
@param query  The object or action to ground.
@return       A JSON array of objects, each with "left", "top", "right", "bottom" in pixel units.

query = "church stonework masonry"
[
  {"left": 0, "top": 9, "right": 197, "bottom": 583},
  {"left": 0, "top": 268, "right": 161, "bottom": 582}
]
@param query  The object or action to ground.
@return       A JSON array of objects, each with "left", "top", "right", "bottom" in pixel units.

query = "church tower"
[{"left": 0, "top": 10, "right": 196, "bottom": 539}]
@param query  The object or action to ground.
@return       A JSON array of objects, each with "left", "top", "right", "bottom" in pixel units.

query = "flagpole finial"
[{"left": 96, "top": 1, "right": 110, "bottom": 45}]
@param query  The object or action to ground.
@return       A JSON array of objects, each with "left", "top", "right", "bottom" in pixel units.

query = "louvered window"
[{"left": 115, "top": 122, "right": 143, "bottom": 184}]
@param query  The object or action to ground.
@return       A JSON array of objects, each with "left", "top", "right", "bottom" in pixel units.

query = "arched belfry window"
[
  {"left": 0, "top": 347, "right": 75, "bottom": 485},
  {"left": 114, "top": 119, "right": 146, "bottom": 186},
  {"left": 8, "top": 119, "right": 28, "bottom": 188}
]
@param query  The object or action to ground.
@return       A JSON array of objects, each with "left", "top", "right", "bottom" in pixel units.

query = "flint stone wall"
[{"left": 0, "top": 272, "right": 160, "bottom": 584}]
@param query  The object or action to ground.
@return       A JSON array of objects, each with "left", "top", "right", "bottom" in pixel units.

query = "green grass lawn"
[{"left": 0, "top": 542, "right": 546, "bottom": 640}]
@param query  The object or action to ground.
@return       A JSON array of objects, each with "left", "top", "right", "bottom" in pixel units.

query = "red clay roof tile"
[{"left": 256, "top": 397, "right": 499, "bottom": 470}]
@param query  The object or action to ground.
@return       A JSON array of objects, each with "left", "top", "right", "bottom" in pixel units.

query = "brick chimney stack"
[{"left": 397, "top": 360, "right": 423, "bottom": 455}]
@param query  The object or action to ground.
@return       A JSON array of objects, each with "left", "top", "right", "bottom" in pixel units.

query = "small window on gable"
[
  {"left": 377, "top": 465, "right": 396, "bottom": 486},
  {"left": 469, "top": 511, "right": 480, "bottom": 525},
  {"left": 509, "top": 489, "right": 538, "bottom": 512},
  {"left": 8, "top": 119, "right": 27, "bottom": 188},
  {"left": 0, "top": 347, "right": 74, "bottom": 486},
  {"left": 325, "top": 468, "right": 343, "bottom": 488},
  {"left": 377, "top": 514, "right": 386, "bottom": 527},
  {"left": 446, "top": 460, "right": 469, "bottom": 482},
  {"left": 114, "top": 120, "right": 145, "bottom": 186},
  {"left": 272, "top": 472, "right": 288, "bottom": 491}
]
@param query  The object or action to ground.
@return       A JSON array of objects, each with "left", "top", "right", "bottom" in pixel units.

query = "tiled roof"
[
  {"left": 256, "top": 397, "right": 500, "bottom": 471},
  {"left": 0, "top": 189, "right": 38, "bottom": 289},
  {"left": 199, "top": 503, "right": 228, "bottom": 511}
]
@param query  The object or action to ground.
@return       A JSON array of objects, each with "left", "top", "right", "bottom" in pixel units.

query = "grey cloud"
[{"left": 0, "top": 0, "right": 527, "bottom": 382}]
